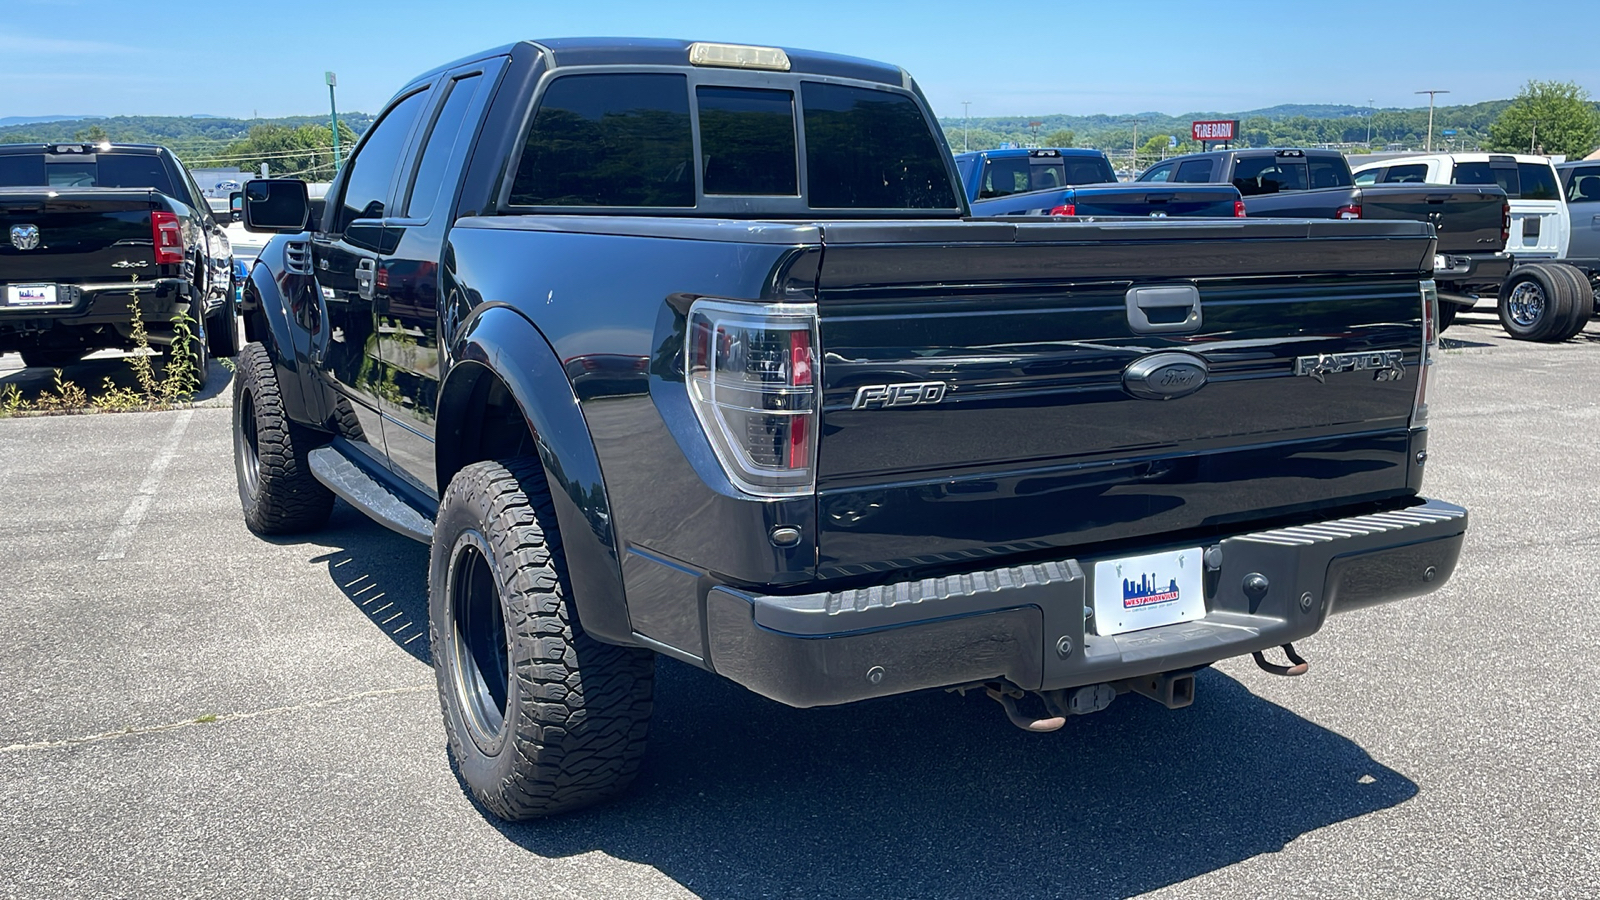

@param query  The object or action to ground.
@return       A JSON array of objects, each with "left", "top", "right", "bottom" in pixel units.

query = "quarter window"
[
  {"left": 1309, "top": 157, "right": 1352, "bottom": 189},
  {"left": 697, "top": 86, "right": 797, "bottom": 196},
  {"left": 1566, "top": 166, "right": 1600, "bottom": 201},
  {"left": 336, "top": 88, "right": 430, "bottom": 230},
  {"left": 405, "top": 74, "right": 482, "bottom": 218},
  {"left": 1175, "top": 160, "right": 1213, "bottom": 183},
  {"left": 1381, "top": 164, "right": 1428, "bottom": 184},
  {"left": 1140, "top": 162, "right": 1174, "bottom": 183},
  {"left": 800, "top": 82, "right": 957, "bottom": 210},
  {"left": 509, "top": 73, "right": 694, "bottom": 208}
]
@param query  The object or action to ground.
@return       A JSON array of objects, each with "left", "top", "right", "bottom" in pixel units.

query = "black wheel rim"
[
  {"left": 449, "top": 536, "right": 510, "bottom": 749},
  {"left": 236, "top": 389, "right": 262, "bottom": 497}
]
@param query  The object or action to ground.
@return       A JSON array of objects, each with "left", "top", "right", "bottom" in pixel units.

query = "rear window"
[
  {"left": 1232, "top": 156, "right": 1307, "bottom": 195},
  {"left": 801, "top": 82, "right": 957, "bottom": 210},
  {"left": 698, "top": 86, "right": 798, "bottom": 196},
  {"left": 1567, "top": 166, "right": 1600, "bottom": 202},
  {"left": 1175, "top": 160, "right": 1213, "bottom": 183},
  {"left": 1353, "top": 169, "right": 1379, "bottom": 185},
  {"left": 0, "top": 152, "right": 174, "bottom": 194},
  {"left": 510, "top": 73, "right": 694, "bottom": 208},
  {"left": 1517, "top": 162, "right": 1560, "bottom": 201},
  {"left": 1451, "top": 161, "right": 1519, "bottom": 196}
]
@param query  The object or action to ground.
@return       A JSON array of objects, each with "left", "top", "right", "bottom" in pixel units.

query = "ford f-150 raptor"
[{"left": 234, "top": 38, "right": 1468, "bottom": 820}]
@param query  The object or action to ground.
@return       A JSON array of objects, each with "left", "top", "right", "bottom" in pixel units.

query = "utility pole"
[
  {"left": 326, "top": 71, "right": 342, "bottom": 172},
  {"left": 1415, "top": 89, "right": 1449, "bottom": 152},
  {"left": 1366, "top": 98, "right": 1374, "bottom": 146},
  {"left": 962, "top": 101, "right": 970, "bottom": 152}
]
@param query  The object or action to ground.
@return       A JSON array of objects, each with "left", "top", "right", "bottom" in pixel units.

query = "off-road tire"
[
  {"left": 1498, "top": 265, "right": 1573, "bottom": 342},
  {"left": 19, "top": 348, "right": 83, "bottom": 369},
  {"left": 206, "top": 297, "right": 242, "bottom": 360},
  {"left": 430, "top": 458, "right": 655, "bottom": 820},
  {"left": 233, "top": 342, "right": 334, "bottom": 534},
  {"left": 182, "top": 293, "right": 212, "bottom": 389}
]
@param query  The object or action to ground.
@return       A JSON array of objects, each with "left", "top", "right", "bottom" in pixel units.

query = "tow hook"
[
  {"left": 985, "top": 685, "right": 1066, "bottom": 733},
  {"left": 1253, "top": 642, "right": 1310, "bottom": 677}
]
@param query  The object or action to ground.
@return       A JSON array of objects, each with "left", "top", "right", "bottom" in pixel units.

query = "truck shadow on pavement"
[
  {"left": 491, "top": 661, "right": 1417, "bottom": 900},
  {"left": 0, "top": 355, "right": 234, "bottom": 405},
  {"left": 301, "top": 510, "right": 1418, "bottom": 899}
]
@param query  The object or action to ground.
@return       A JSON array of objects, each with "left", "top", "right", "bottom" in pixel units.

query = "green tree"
[
  {"left": 1041, "top": 128, "right": 1076, "bottom": 148},
  {"left": 1487, "top": 80, "right": 1600, "bottom": 158},
  {"left": 73, "top": 123, "right": 109, "bottom": 142},
  {"left": 220, "top": 122, "right": 358, "bottom": 179}
]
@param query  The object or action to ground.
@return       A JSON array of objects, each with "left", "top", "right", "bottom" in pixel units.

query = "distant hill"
[
  {"left": 0, "top": 115, "right": 104, "bottom": 127},
  {"left": 0, "top": 113, "right": 374, "bottom": 150}
]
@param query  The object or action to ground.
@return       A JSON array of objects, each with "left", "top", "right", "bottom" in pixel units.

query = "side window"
[
  {"left": 1174, "top": 160, "right": 1213, "bottom": 183},
  {"left": 800, "top": 82, "right": 958, "bottom": 210},
  {"left": 1353, "top": 168, "right": 1380, "bottom": 185},
  {"left": 1567, "top": 167, "right": 1600, "bottom": 202},
  {"left": 1382, "top": 164, "right": 1428, "bottom": 184},
  {"left": 1139, "top": 162, "right": 1174, "bottom": 183},
  {"left": 509, "top": 73, "right": 693, "bottom": 207},
  {"left": 697, "top": 86, "right": 798, "bottom": 196},
  {"left": 1517, "top": 163, "right": 1560, "bottom": 201},
  {"left": 404, "top": 74, "right": 483, "bottom": 219},
  {"left": 335, "top": 88, "right": 430, "bottom": 230},
  {"left": 1309, "top": 157, "right": 1352, "bottom": 189},
  {"left": 981, "top": 158, "right": 1029, "bottom": 198}
]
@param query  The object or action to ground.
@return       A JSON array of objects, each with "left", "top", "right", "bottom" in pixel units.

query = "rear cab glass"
[
  {"left": 979, "top": 154, "right": 1114, "bottom": 197},
  {"left": 1452, "top": 160, "right": 1519, "bottom": 197},
  {"left": 1516, "top": 163, "right": 1560, "bottom": 201},
  {"left": 507, "top": 72, "right": 956, "bottom": 213},
  {"left": 0, "top": 151, "right": 175, "bottom": 195},
  {"left": 1308, "top": 156, "right": 1352, "bottom": 189},
  {"left": 1174, "top": 160, "right": 1213, "bottom": 183},
  {"left": 1232, "top": 155, "right": 1307, "bottom": 195},
  {"left": 1381, "top": 164, "right": 1428, "bottom": 184}
]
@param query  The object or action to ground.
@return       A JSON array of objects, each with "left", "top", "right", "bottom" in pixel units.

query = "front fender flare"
[
  {"left": 438, "top": 304, "right": 635, "bottom": 647},
  {"left": 242, "top": 240, "right": 316, "bottom": 424}
]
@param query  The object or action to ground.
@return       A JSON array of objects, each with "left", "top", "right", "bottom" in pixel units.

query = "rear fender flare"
[{"left": 437, "top": 304, "right": 634, "bottom": 646}]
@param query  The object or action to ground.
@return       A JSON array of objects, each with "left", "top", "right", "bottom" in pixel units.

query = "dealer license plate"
[
  {"left": 1092, "top": 547, "right": 1205, "bottom": 636},
  {"left": 4, "top": 284, "right": 58, "bottom": 307}
]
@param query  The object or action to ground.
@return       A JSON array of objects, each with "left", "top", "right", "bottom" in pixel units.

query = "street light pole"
[
  {"left": 1366, "top": 98, "right": 1374, "bottom": 146},
  {"left": 1415, "top": 89, "right": 1449, "bottom": 152},
  {"left": 326, "top": 71, "right": 342, "bottom": 172},
  {"left": 962, "top": 101, "right": 970, "bottom": 152}
]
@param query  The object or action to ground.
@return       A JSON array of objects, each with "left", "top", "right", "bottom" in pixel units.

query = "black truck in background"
[
  {"left": 1142, "top": 148, "right": 1523, "bottom": 332},
  {"left": 0, "top": 143, "right": 239, "bottom": 379},
  {"left": 234, "top": 38, "right": 1466, "bottom": 820}
]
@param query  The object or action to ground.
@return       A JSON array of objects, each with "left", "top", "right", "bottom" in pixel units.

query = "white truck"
[{"left": 1354, "top": 153, "right": 1599, "bottom": 341}]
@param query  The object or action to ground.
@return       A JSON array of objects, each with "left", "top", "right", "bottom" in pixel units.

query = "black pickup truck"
[
  {"left": 234, "top": 38, "right": 1467, "bottom": 820},
  {"left": 1141, "top": 148, "right": 1514, "bottom": 330},
  {"left": 0, "top": 143, "right": 238, "bottom": 377}
]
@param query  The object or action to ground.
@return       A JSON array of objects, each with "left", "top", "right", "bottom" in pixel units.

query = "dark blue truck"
[
  {"left": 957, "top": 147, "right": 1242, "bottom": 217},
  {"left": 234, "top": 38, "right": 1467, "bottom": 820}
]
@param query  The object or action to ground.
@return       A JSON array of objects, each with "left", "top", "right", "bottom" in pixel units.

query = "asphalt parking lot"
[{"left": 1, "top": 310, "right": 1597, "bottom": 899}]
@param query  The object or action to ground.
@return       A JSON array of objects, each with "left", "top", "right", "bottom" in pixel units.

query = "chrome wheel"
[{"left": 1506, "top": 280, "right": 1546, "bottom": 328}]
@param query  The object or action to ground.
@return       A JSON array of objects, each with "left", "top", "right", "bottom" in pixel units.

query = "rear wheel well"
[{"left": 436, "top": 363, "right": 538, "bottom": 491}]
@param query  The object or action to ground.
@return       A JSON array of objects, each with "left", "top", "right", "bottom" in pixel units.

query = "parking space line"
[{"left": 97, "top": 409, "right": 194, "bottom": 561}]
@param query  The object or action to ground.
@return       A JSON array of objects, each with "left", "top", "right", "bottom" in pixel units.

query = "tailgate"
[
  {"left": 1358, "top": 184, "right": 1506, "bottom": 255},
  {"left": 0, "top": 189, "right": 163, "bottom": 284},
  {"left": 1071, "top": 185, "right": 1239, "bottom": 218},
  {"left": 812, "top": 218, "right": 1434, "bottom": 576}
]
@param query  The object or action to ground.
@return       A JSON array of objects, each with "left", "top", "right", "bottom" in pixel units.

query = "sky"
[{"left": 2, "top": 0, "right": 1598, "bottom": 122}]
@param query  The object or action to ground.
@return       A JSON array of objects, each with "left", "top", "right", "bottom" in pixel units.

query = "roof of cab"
[
  {"left": 0, "top": 142, "right": 166, "bottom": 155},
  {"left": 408, "top": 37, "right": 907, "bottom": 88}
]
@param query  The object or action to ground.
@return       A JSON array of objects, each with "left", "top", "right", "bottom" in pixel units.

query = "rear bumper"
[
  {"left": 706, "top": 498, "right": 1467, "bottom": 707},
  {"left": 1434, "top": 253, "right": 1511, "bottom": 298},
  {"left": 0, "top": 278, "right": 192, "bottom": 331}
]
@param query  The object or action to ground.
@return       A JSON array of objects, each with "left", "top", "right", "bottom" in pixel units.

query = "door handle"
[
  {"left": 1125, "top": 285, "right": 1202, "bottom": 334},
  {"left": 355, "top": 258, "right": 375, "bottom": 301}
]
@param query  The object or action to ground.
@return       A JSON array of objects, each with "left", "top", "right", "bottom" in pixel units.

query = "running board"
[{"left": 307, "top": 446, "right": 434, "bottom": 544}]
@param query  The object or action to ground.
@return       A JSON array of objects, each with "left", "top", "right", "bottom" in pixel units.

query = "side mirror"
[
  {"left": 241, "top": 179, "right": 311, "bottom": 233},
  {"left": 228, "top": 191, "right": 243, "bottom": 223}
]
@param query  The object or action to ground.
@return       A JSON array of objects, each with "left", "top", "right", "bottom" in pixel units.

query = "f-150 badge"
[
  {"left": 852, "top": 381, "right": 947, "bottom": 409},
  {"left": 1294, "top": 351, "right": 1406, "bottom": 383}
]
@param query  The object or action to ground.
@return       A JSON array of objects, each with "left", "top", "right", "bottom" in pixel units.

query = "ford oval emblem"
[{"left": 1122, "top": 351, "right": 1208, "bottom": 400}]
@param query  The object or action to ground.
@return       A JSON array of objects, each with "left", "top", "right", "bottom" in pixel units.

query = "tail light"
[
  {"left": 687, "top": 298, "right": 819, "bottom": 496},
  {"left": 1501, "top": 201, "right": 1511, "bottom": 246},
  {"left": 1234, "top": 200, "right": 1247, "bottom": 218},
  {"left": 1412, "top": 279, "right": 1437, "bottom": 430},
  {"left": 1049, "top": 204, "right": 1075, "bottom": 216},
  {"left": 1335, "top": 205, "right": 1362, "bottom": 220},
  {"left": 150, "top": 211, "right": 184, "bottom": 264}
]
